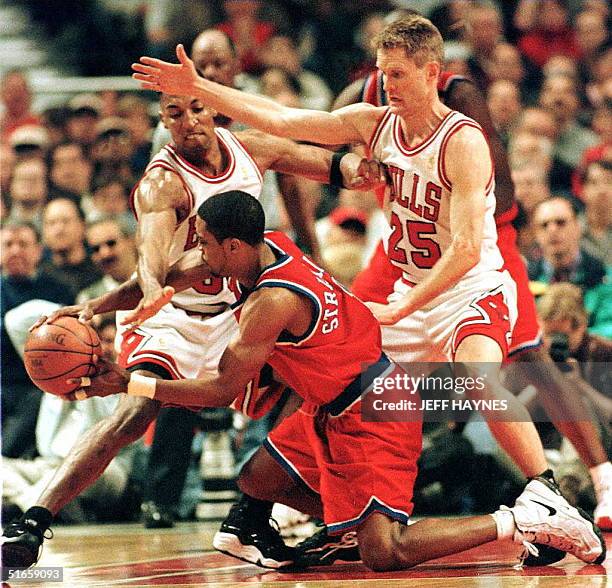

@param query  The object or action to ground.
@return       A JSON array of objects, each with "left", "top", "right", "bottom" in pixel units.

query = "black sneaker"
[
  {"left": 212, "top": 501, "right": 296, "bottom": 568},
  {"left": 141, "top": 501, "right": 175, "bottom": 529},
  {"left": 294, "top": 526, "right": 360, "bottom": 567},
  {"left": 1, "top": 517, "right": 52, "bottom": 568}
]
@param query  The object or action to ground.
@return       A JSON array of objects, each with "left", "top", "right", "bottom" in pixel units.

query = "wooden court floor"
[{"left": 5, "top": 521, "right": 609, "bottom": 587}]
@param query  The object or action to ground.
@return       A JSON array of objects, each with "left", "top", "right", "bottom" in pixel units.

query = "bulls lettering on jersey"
[
  {"left": 234, "top": 232, "right": 382, "bottom": 406},
  {"left": 369, "top": 109, "right": 503, "bottom": 285},
  {"left": 131, "top": 128, "right": 263, "bottom": 313}
]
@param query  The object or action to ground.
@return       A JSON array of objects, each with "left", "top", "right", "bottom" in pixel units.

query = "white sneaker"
[
  {"left": 507, "top": 478, "right": 606, "bottom": 565},
  {"left": 594, "top": 485, "right": 612, "bottom": 532}
]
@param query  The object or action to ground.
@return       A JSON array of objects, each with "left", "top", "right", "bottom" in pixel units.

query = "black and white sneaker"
[
  {"left": 507, "top": 477, "right": 606, "bottom": 566},
  {"left": 1, "top": 517, "right": 52, "bottom": 568},
  {"left": 294, "top": 526, "right": 360, "bottom": 567},
  {"left": 213, "top": 501, "right": 296, "bottom": 568}
]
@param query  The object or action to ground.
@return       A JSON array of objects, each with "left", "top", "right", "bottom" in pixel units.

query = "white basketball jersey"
[
  {"left": 369, "top": 109, "right": 503, "bottom": 285},
  {"left": 132, "top": 127, "right": 263, "bottom": 313}
]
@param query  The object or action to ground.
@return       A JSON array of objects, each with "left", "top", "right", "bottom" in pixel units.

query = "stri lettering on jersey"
[
  {"left": 369, "top": 109, "right": 503, "bottom": 285},
  {"left": 131, "top": 128, "right": 263, "bottom": 313},
  {"left": 234, "top": 232, "right": 382, "bottom": 407}
]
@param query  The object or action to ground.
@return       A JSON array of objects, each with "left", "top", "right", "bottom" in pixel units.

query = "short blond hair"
[
  {"left": 538, "top": 283, "right": 588, "bottom": 329},
  {"left": 373, "top": 15, "right": 444, "bottom": 67}
]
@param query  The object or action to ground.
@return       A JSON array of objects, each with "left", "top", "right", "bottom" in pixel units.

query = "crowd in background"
[{"left": 1, "top": 0, "right": 610, "bottom": 526}]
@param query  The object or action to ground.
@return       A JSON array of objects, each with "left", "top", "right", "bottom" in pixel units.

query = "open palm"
[{"left": 132, "top": 44, "right": 198, "bottom": 96}]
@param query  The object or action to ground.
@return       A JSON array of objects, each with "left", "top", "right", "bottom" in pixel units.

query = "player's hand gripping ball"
[{"left": 24, "top": 316, "right": 101, "bottom": 396}]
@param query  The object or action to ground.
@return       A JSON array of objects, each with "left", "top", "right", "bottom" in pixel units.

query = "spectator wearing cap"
[
  {"left": 9, "top": 125, "right": 50, "bottom": 162},
  {"left": 40, "top": 197, "right": 103, "bottom": 299},
  {"left": 7, "top": 159, "right": 49, "bottom": 230},
  {"left": 48, "top": 141, "right": 93, "bottom": 202},
  {"left": 66, "top": 93, "right": 103, "bottom": 148},
  {"left": 528, "top": 196, "right": 611, "bottom": 337},
  {"left": 91, "top": 117, "right": 135, "bottom": 185},
  {"left": 0, "top": 70, "right": 39, "bottom": 143}
]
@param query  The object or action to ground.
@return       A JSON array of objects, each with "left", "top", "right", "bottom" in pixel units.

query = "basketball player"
[
  {"left": 0, "top": 92, "right": 378, "bottom": 567},
  {"left": 335, "top": 53, "right": 612, "bottom": 534},
  {"left": 129, "top": 15, "right": 606, "bottom": 565},
  {"left": 68, "top": 191, "right": 604, "bottom": 571}
]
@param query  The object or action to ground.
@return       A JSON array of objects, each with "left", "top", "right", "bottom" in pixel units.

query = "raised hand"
[
  {"left": 132, "top": 44, "right": 199, "bottom": 96},
  {"left": 29, "top": 302, "right": 96, "bottom": 332},
  {"left": 120, "top": 285, "right": 175, "bottom": 329}
]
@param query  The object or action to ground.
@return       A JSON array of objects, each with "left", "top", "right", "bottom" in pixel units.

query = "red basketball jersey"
[{"left": 236, "top": 232, "right": 383, "bottom": 406}]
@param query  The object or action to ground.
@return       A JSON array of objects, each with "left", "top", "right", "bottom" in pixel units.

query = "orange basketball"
[{"left": 24, "top": 316, "right": 101, "bottom": 396}]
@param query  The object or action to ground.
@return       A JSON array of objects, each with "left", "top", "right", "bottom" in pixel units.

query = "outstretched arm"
[
  {"left": 71, "top": 289, "right": 301, "bottom": 406},
  {"left": 132, "top": 44, "right": 375, "bottom": 146}
]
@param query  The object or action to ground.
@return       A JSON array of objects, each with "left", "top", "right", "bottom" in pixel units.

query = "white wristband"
[{"left": 127, "top": 373, "right": 157, "bottom": 398}]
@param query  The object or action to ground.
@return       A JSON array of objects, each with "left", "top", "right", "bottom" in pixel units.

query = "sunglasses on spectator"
[
  {"left": 90, "top": 239, "right": 117, "bottom": 253},
  {"left": 537, "top": 218, "right": 572, "bottom": 230}
]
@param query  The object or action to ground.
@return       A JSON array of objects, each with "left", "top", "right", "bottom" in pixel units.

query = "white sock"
[
  {"left": 491, "top": 510, "right": 516, "bottom": 540},
  {"left": 589, "top": 461, "right": 612, "bottom": 497}
]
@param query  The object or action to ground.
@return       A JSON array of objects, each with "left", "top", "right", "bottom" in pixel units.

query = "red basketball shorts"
[{"left": 264, "top": 401, "right": 422, "bottom": 535}]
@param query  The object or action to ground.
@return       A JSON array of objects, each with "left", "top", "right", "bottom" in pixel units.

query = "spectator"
[
  {"left": 116, "top": 94, "right": 153, "bottom": 175},
  {"left": 575, "top": 9, "right": 610, "bottom": 86},
  {"left": 515, "top": 105, "right": 559, "bottom": 143},
  {"left": 538, "top": 74, "right": 598, "bottom": 193},
  {"left": 66, "top": 93, "right": 103, "bottom": 148},
  {"left": 40, "top": 107, "right": 71, "bottom": 148},
  {"left": 88, "top": 173, "right": 136, "bottom": 234},
  {"left": 572, "top": 97, "right": 612, "bottom": 197},
  {"left": 48, "top": 141, "right": 93, "bottom": 202},
  {"left": 259, "top": 67, "right": 302, "bottom": 108},
  {"left": 1, "top": 223, "right": 73, "bottom": 460},
  {"left": 508, "top": 132, "right": 553, "bottom": 176},
  {"left": 7, "top": 159, "right": 49, "bottom": 230},
  {"left": 258, "top": 33, "right": 333, "bottom": 110},
  {"left": 2, "top": 300, "right": 140, "bottom": 524},
  {"left": 580, "top": 159, "right": 611, "bottom": 266},
  {"left": 348, "top": 12, "right": 387, "bottom": 83},
  {"left": 217, "top": 0, "right": 276, "bottom": 74},
  {"left": 77, "top": 217, "right": 137, "bottom": 303},
  {"left": 40, "top": 198, "right": 103, "bottom": 298},
  {"left": 515, "top": 0, "right": 581, "bottom": 69},
  {"left": 0, "top": 70, "right": 39, "bottom": 142},
  {"left": 489, "top": 42, "right": 539, "bottom": 104},
  {"left": 9, "top": 125, "right": 50, "bottom": 162},
  {"left": 529, "top": 196, "right": 611, "bottom": 336},
  {"left": 464, "top": 3, "right": 504, "bottom": 93},
  {"left": 0, "top": 142, "right": 16, "bottom": 197},
  {"left": 487, "top": 80, "right": 522, "bottom": 147},
  {"left": 538, "top": 283, "right": 611, "bottom": 399},
  {"left": 90, "top": 117, "right": 135, "bottom": 185}
]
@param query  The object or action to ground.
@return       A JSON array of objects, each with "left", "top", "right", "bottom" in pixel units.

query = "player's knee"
[
  {"left": 358, "top": 516, "right": 421, "bottom": 571},
  {"left": 110, "top": 397, "right": 159, "bottom": 443},
  {"left": 359, "top": 531, "right": 399, "bottom": 571}
]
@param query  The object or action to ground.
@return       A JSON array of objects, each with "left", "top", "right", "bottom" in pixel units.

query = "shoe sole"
[
  {"left": 212, "top": 532, "right": 294, "bottom": 569},
  {"left": 580, "top": 507, "right": 607, "bottom": 565}
]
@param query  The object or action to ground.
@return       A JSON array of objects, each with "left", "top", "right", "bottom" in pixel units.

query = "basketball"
[{"left": 24, "top": 316, "right": 101, "bottom": 396}]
